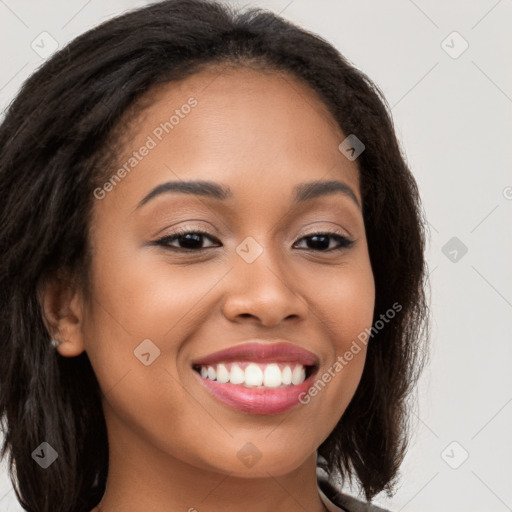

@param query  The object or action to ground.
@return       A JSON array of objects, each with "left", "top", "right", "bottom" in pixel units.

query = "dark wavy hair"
[{"left": 0, "top": 1, "right": 429, "bottom": 510}]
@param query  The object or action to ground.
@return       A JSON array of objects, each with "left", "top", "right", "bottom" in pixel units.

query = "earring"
[{"left": 50, "top": 338, "right": 62, "bottom": 349}]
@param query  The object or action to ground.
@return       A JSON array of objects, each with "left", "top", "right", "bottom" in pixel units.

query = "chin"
[{"left": 200, "top": 444, "right": 315, "bottom": 479}]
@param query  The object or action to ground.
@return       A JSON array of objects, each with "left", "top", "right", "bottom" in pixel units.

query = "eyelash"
[{"left": 153, "top": 227, "right": 354, "bottom": 253}]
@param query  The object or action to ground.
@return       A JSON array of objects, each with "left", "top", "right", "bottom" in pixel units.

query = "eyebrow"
[{"left": 136, "top": 179, "right": 361, "bottom": 210}]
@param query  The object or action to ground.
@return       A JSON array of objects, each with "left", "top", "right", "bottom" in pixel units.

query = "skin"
[{"left": 42, "top": 64, "right": 375, "bottom": 512}]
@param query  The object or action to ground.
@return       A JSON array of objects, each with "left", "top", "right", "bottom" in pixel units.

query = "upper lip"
[{"left": 191, "top": 341, "right": 319, "bottom": 367}]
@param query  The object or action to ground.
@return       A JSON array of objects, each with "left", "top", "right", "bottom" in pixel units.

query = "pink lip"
[
  {"left": 191, "top": 341, "right": 320, "bottom": 415},
  {"left": 191, "top": 341, "right": 319, "bottom": 366},
  {"left": 193, "top": 372, "right": 317, "bottom": 415}
]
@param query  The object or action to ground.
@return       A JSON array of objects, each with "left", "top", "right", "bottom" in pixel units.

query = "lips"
[{"left": 191, "top": 340, "right": 320, "bottom": 415}]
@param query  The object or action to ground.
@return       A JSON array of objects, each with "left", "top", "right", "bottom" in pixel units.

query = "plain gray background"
[{"left": 1, "top": 1, "right": 511, "bottom": 511}]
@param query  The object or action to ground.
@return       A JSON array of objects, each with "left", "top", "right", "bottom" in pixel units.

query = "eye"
[
  {"left": 293, "top": 231, "right": 354, "bottom": 252},
  {"left": 153, "top": 227, "right": 220, "bottom": 251},
  {"left": 153, "top": 228, "right": 354, "bottom": 252}
]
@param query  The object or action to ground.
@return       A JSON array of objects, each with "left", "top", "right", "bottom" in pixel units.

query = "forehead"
[{"left": 95, "top": 64, "right": 360, "bottom": 215}]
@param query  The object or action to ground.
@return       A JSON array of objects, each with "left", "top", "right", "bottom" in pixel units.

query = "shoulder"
[{"left": 317, "top": 472, "right": 393, "bottom": 512}]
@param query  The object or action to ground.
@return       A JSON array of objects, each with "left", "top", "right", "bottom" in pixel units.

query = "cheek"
[
  {"left": 311, "top": 254, "right": 375, "bottom": 352},
  {"left": 85, "top": 229, "right": 216, "bottom": 337},
  {"left": 299, "top": 251, "right": 375, "bottom": 423},
  {"left": 81, "top": 233, "right": 229, "bottom": 402}
]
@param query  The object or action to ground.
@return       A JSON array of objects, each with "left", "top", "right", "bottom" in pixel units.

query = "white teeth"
[
  {"left": 197, "top": 362, "right": 308, "bottom": 388},
  {"left": 216, "top": 363, "right": 230, "bottom": 383},
  {"left": 230, "top": 364, "right": 245, "bottom": 385},
  {"left": 263, "top": 363, "right": 282, "bottom": 388},
  {"left": 207, "top": 366, "right": 216, "bottom": 380},
  {"left": 291, "top": 365, "right": 306, "bottom": 385},
  {"left": 282, "top": 366, "right": 292, "bottom": 385},
  {"left": 245, "top": 363, "right": 263, "bottom": 386}
]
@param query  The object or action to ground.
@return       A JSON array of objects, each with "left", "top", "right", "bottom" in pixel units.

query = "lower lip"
[{"left": 193, "top": 368, "right": 316, "bottom": 415}]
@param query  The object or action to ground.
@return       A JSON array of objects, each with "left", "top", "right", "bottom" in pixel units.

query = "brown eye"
[
  {"left": 293, "top": 232, "right": 354, "bottom": 252},
  {"left": 154, "top": 229, "right": 220, "bottom": 251}
]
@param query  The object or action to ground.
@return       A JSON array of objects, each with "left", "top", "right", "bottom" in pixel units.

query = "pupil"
[
  {"left": 181, "top": 233, "right": 201, "bottom": 249},
  {"left": 308, "top": 235, "right": 328, "bottom": 250}
]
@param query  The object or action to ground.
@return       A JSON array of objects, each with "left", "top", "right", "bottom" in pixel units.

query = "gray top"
[{"left": 317, "top": 469, "right": 392, "bottom": 512}]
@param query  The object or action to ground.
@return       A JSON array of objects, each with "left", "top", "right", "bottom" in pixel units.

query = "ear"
[{"left": 37, "top": 271, "right": 86, "bottom": 357}]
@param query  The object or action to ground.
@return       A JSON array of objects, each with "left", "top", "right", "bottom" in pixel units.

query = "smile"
[{"left": 191, "top": 340, "right": 320, "bottom": 415}]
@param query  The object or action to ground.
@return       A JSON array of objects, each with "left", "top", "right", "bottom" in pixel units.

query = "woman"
[{"left": 0, "top": 1, "right": 428, "bottom": 511}]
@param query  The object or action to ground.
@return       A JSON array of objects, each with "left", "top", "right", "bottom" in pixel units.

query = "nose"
[{"left": 221, "top": 246, "right": 309, "bottom": 327}]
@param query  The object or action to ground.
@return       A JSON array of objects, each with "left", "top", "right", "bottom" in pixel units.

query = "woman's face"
[{"left": 75, "top": 65, "right": 375, "bottom": 477}]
